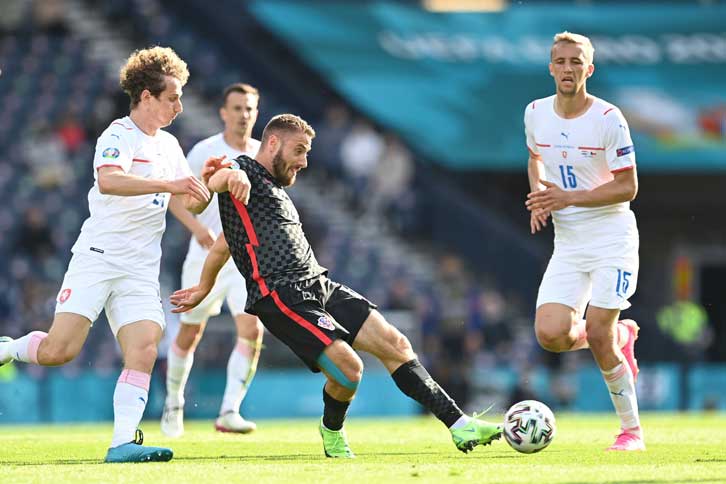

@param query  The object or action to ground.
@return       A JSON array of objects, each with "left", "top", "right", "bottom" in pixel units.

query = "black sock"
[
  {"left": 322, "top": 387, "right": 351, "bottom": 431},
  {"left": 391, "top": 359, "right": 463, "bottom": 428}
]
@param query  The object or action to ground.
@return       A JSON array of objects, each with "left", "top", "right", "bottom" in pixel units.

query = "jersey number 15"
[{"left": 559, "top": 165, "right": 577, "bottom": 188}]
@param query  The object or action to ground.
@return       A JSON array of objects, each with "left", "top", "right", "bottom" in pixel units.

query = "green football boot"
[
  {"left": 319, "top": 418, "right": 355, "bottom": 458},
  {"left": 450, "top": 414, "right": 503, "bottom": 453}
]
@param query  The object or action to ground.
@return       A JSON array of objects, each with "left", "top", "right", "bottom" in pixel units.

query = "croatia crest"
[{"left": 317, "top": 316, "right": 335, "bottom": 331}]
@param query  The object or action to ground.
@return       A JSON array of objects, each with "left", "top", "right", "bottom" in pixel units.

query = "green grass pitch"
[{"left": 2, "top": 413, "right": 724, "bottom": 483}]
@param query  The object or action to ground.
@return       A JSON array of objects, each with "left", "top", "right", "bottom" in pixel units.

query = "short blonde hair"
[
  {"left": 261, "top": 114, "right": 316, "bottom": 145},
  {"left": 551, "top": 31, "right": 594, "bottom": 64},
  {"left": 119, "top": 46, "right": 189, "bottom": 108}
]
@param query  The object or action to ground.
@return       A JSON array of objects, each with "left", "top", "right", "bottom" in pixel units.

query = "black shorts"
[{"left": 251, "top": 275, "right": 376, "bottom": 372}]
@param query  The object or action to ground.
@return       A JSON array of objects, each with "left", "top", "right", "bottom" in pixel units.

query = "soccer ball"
[{"left": 503, "top": 400, "right": 556, "bottom": 454}]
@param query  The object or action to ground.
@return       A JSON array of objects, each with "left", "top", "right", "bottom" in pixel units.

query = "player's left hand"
[
  {"left": 526, "top": 180, "right": 572, "bottom": 213},
  {"left": 170, "top": 285, "right": 210, "bottom": 313},
  {"left": 201, "top": 155, "right": 232, "bottom": 185}
]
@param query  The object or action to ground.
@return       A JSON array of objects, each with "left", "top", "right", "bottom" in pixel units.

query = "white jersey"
[
  {"left": 71, "top": 116, "right": 192, "bottom": 276},
  {"left": 524, "top": 95, "right": 636, "bottom": 234},
  {"left": 184, "top": 133, "right": 260, "bottom": 263}
]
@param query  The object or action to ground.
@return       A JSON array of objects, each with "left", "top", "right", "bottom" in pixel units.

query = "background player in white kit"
[
  {"left": 524, "top": 32, "right": 645, "bottom": 451},
  {"left": 161, "top": 83, "right": 264, "bottom": 437},
  {"left": 0, "top": 47, "right": 231, "bottom": 463}
]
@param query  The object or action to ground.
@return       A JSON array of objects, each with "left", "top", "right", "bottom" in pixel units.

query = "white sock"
[
  {"left": 1, "top": 331, "right": 47, "bottom": 364},
  {"left": 449, "top": 414, "right": 472, "bottom": 430},
  {"left": 111, "top": 369, "right": 150, "bottom": 448},
  {"left": 165, "top": 342, "right": 194, "bottom": 408},
  {"left": 219, "top": 338, "right": 256, "bottom": 416},
  {"left": 602, "top": 362, "right": 641, "bottom": 436}
]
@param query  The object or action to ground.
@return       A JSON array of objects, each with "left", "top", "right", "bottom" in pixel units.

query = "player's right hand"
[
  {"left": 170, "top": 285, "right": 210, "bottom": 313},
  {"left": 170, "top": 176, "right": 211, "bottom": 203},
  {"left": 228, "top": 171, "right": 251, "bottom": 205},
  {"left": 193, "top": 226, "right": 216, "bottom": 249},
  {"left": 530, "top": 209, "right": 550, "bottom": 234}
]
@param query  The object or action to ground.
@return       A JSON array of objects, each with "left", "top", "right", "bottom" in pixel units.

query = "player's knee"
[
  {"left": 340, "top": 353, "right": 364, "bottom": 385},
  {"left": 250, "top": 319, "right": 264, "bottom": 341},
  {"left": 125, "top": 341, "right": 158, "bottom": 369},
  {"left": 535, "top": 323, "right": 570, "bottom": 353},
  {"left": 319, "top": 351, "right": 363, "bottom": 391}
]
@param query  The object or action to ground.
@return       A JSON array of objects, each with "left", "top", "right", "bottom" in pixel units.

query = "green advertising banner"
[{"left": 250, "top": 1, "right": 726, "bottom": 171}]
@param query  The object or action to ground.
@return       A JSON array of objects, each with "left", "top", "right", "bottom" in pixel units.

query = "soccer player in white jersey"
[
  {"left": 524, "top": 32, "right": 645, "bottom": 451},
  {"left": 161, "top": 83, "right": 264, "bottom": 437},
  {"left": 0, "top": 47, "right": 232, "bottom": 463}
]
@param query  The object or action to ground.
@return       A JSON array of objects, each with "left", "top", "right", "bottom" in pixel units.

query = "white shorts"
[
  {"left": 179, "top": 257, "right": 248, "bottom": 324},
  {"left": 537, "top": 212, "right": 639, "bottom": 315},
  {"left": 55, "top": 253, "right": 165, "bottom": 337}
]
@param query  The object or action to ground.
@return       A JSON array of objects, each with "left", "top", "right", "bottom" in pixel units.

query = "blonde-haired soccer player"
[
  {"left": 524, "top": 32, "right": 645, "bottom": 451},
  {"left": 0, "top": 46, "right": 231, "bottom": 463},
  {"left": 162, "top": 83, "right": 263, "bottom": 437}
]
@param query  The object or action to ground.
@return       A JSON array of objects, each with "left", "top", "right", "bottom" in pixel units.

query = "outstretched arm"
[
  {"left": 97, "top": 166, "right": 210, "bottom": 202},
  {"left": 170, "top": 233, "right": 231, "bottom": 313}
]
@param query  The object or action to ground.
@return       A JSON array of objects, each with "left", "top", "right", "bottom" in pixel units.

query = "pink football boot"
[{"left": 607, "top": 428, "right": 646, "bottom": 451}]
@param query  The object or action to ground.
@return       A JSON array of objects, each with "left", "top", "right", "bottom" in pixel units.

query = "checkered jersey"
[{"left": 218, "top": 155, "right": 327, "bottom": 309}]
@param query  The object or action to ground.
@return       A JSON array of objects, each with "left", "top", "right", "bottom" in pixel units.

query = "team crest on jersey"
[
  {"left": 58, "top": 288, "right": 72, "bottom": 304},
  {"left": 102, "top": 147, "right": 120, "bottom": 159},
  {"left": 317, "top": 316, "right": 335, "bottom": 331}
]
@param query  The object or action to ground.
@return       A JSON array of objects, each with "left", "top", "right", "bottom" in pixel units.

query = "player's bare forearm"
[
  {"left": 208, "top": 169, "right": 233, "bottom": 193},
  {"left": 568, "top": 168, "right": 638, "bottom": 207},
  {"left": 170, "top": 195, "right": 204, "bottom": 231},
  {"left": 98, "top": 168, "right": 172, "bottom": 196},
  {"left": 199, "top": 233, "right": 231, "bottom": 291},
  {"left": 526, "top": 156, "right": 550, "bottom": 233},
  {"left": 208, "top": 169, "right": 251, "bottom": 204},
  {"left": 527, "top": 156, "right": 546, "bottom": 192},
  {"left": 182, "top": 193, "right": 211, "bottom": 214}
]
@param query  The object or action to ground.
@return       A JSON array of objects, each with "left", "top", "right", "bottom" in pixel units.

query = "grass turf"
[{"left": 1, "top": 413, "right": 725, "bottom": 483}]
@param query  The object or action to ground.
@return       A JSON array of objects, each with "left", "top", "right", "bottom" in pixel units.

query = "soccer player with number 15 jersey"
[{"left": 524, "top": 32, "right": 644, "bottom": 451}]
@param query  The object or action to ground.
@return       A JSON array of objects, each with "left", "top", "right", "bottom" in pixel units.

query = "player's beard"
[{"left": 272, "top": 149, "right": 296, "bottom": 187}]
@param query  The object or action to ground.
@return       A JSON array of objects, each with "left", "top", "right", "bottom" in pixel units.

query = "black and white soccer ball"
[{"left": 503, "top": 400, "right": 556, "bottom": 454}]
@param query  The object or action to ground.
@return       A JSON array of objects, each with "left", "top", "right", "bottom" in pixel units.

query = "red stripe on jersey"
[
  {"left": 245, "top": 243, "right": 269, "bottom": 297},
  {"left": 132, "top": 158, "right": 151, "bottom": 163},
  {"left": 270, "top": 290, "right": 332, "bottom": 345},
  {"left": 532, "top": 101, "right": 536, "bottom": 109},
  {"left": 578, "top": 146, "right": 605, "bottom": 151},
  {"left": 527, "top": 147, "right": 541, "bottom": 159},
  {"left": 231, "top": 195, "right": 269, "bottom": 296},
  {"left": 603, "top": 108, "right": 614, "bottom": 116},
  {"left": 96, "top": 164, "right": 123, "bottom": 170},
  {"left": 231, "top": 196, "right": 259, "bottom": 246},
  {"left": 535, "top": 143, "right": 551, "bottom": 147},
  {"left": 111, "top": 122, "right": 133, "bottom": 130},
  {"left": 611, "top": 166, "right": 634, "bottom": 174}
]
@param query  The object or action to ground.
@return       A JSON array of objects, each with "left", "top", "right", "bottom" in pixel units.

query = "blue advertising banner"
[{"left": 250, "top": 1, "right": 726, "bottom": 171}]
